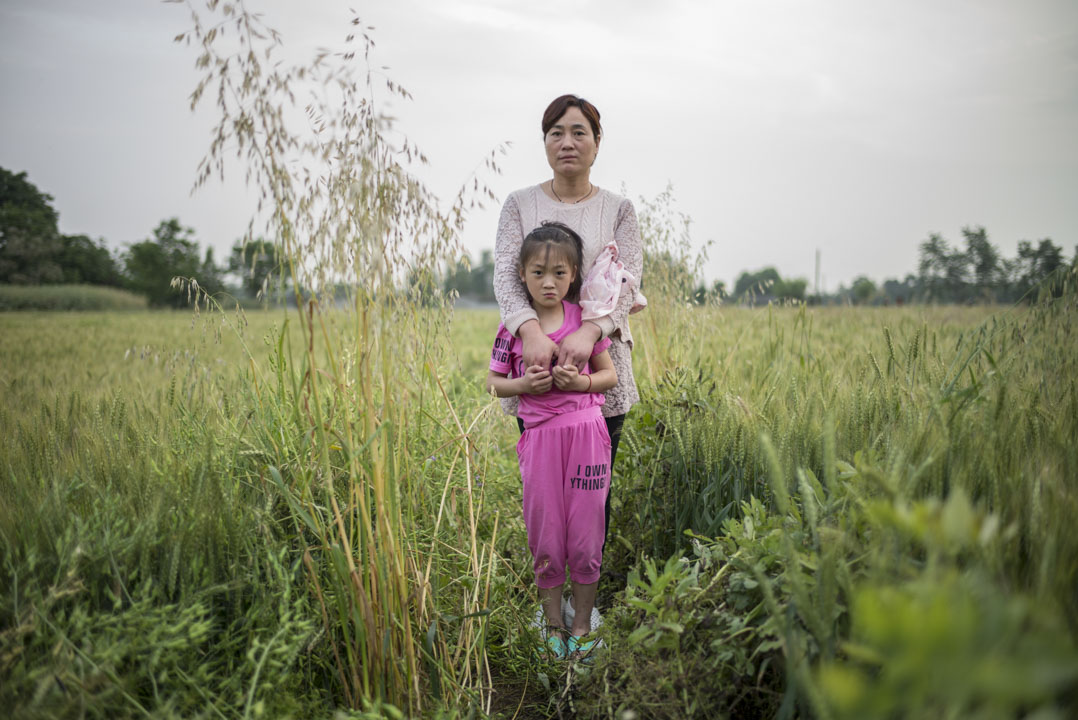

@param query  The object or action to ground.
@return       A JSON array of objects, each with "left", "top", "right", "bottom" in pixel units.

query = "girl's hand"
[
  {"left": 552, "top": 364, "right": 581, "bottom": 390},
  {"left": 520, "top": 365, "right": 553, "bottom": 395},
  {"left": 556, "top": 323, "right": 602, "bottom": 371},
  {"left": 520, "top": 321, "right": 558, "bottom": 369}
]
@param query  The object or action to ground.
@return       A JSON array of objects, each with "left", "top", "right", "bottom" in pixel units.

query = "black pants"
[{"left": 517, "top": 413, "right": 626, "bottom": 554}]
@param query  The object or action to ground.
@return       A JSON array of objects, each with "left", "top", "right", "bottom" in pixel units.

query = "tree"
[
  {"left": 1, "top": 167, "right": 126, "bottom": 287},
  {"left": 943, "top": 246, "right": 971, "bottom": 302},
  {"left": 1008, "top": 238, "right": 1064, "bottom": 300},
  {"left": 918, "top": 232, "right": 972, "bottom": 302},
  {"left": 731, "top": 268, "right": 806, "bottom": 304},
  {"left": 199, "top": 246, "right": 225, "bottom": 298},
  {"left": 443, "top": 249, "right": 495, "bottom": 303},
  {"left": 125, "top": 219, "right": 221, "bottom": 307},
  {"left": 692, "top": 279, "right": 726, "bottom": 305},
  {"left": 443, "top": 256, "right": 471, "bottom": 298},
  {"left": 229, "top": 238, "right": 283, "bottom": 297},
  {"left": 918, "top": 233, "right": 950, "bottom": 301},
  {"left": 57, "top": 234, "right": 123, "bottom": 286},
  {"left": 710, "top": 279, "right": 727, "bottom": 302},
  {"left": 733, "top": 267, "right": 781, "bottom": 300},
  {"left": 0, "top": 167, "right": 63, "bottom": 283},
  {"left": 774, "top": 277, "right": 807, "bottom": 301},
  {"left": 469, "top": 249, "right": 495, "bottom": 302},
  {"left": 963, "top": 225, "right": 1001, "bottom": 301},
  {"left": 882, "top": 275, "right": 918, "bottom": 305},
  {"left": 850, "top": 276, "right": 878, "bottom": 305}
]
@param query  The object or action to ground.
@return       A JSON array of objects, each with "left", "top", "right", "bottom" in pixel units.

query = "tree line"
[
  {"left": 820, "top": 226, "right": 1071, "bottom": 306},
  {"left": 5, "top": 167, "right": 1072, "bottom": 308},
  {"left": 0, "top": 167, "right": 281, "bottom": 307},
  {"left": 442, "top": 228, "right": 1073, "bottom": 307}
]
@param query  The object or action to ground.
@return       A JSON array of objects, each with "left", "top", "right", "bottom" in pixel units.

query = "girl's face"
[{"left": 519, "top": 246, "right": 577, "bottom": 309}]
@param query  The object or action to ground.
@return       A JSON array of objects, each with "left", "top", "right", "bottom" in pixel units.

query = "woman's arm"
[
  {"left": 557, "top": 199, "right": 642, "bottom": 369},
  {"left": 551, "top": 350, "right": 617, "bottom": 393},
  {"left": 493, "top": 193, "right": 558, "bottom": 367},
  {"left": 493, "top": 194, "right": 537, "bottom": 335},
  {"left": 592, "top": 199, "right": 642, "bottom": 339}
]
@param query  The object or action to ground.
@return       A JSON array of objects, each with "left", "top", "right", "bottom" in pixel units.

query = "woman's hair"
[
  {"left": 542, "top": 94, "right": 602, "bottom": 141},
  {"left": 519, "top": 222, "right": 585, "bottom": 302}
]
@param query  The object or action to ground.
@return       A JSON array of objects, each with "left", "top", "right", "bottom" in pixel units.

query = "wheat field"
[{"left": 2, "top": 295, "right": 1076, "bottom": 719}]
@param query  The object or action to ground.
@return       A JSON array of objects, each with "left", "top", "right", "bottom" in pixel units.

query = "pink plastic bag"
[{"left": 580, "top": 241, "right": 647, "bottom": 321}]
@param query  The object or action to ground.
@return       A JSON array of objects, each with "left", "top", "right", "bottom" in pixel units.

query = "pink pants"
[{"left": 517, "top": 406, "right": 612, "bottom": 589}]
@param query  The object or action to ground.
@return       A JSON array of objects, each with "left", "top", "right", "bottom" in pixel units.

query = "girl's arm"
[
  {"left": 551, "top": 350, "right": 617, "bottom": 393},
  {"left": 486, "top": 366, "right": 553, "bottom": 398}
]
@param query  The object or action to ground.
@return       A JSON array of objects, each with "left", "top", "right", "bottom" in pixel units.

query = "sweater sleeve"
[
  {"left": 591, "top": 198, "right": 642, "bottom": 339},
  {"left": 493, "top": 192, "right": 538, "bottom": 337}
]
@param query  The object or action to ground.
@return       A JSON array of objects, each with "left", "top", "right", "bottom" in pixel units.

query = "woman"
[{"left": 493, "top": 94, "right": 642, "bottom": 613}]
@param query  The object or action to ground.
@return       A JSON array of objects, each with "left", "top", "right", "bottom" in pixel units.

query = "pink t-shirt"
[{"left": 489, "top": 301, "right": 612, "bottom": 427}]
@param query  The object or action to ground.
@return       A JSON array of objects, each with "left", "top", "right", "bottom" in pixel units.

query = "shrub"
[{"left": 0, "top": 283, "right": 147, "bottom": 311}]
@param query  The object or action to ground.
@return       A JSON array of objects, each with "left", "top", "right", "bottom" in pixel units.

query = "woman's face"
[{"left": 544, "top": 106, "right": 600, "bottom": 178}]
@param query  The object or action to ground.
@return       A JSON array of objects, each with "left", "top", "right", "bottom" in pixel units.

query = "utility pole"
[{"left": 815, "top": 248, "right": 821, "bottom": 304}]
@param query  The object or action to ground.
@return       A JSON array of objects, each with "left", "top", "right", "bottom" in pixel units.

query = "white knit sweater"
[{"left": 493, "top": 184, "right": 642, "bottom": 417}]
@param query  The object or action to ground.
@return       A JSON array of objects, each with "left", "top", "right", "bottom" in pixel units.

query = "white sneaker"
[
  {"left": 561, "top": 595, "right": 602, "bottom": 633},
  {"left": 531, "top": 607, "right": 546, "bottom": 632}
]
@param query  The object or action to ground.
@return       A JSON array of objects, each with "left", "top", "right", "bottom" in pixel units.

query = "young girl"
[{"left": 486, "top": 222, "right": 618, "bottom": 660}]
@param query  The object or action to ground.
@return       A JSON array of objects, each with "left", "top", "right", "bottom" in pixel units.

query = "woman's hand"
[
  {"left": 552, "top": 364, "right": 581, "bottom": 391},
  {"left": 556, "top": 323, "right": 602, "bottom": 371},
  {"left": 520, "top": 365, "right": 553, "bottom": 395},
  {"left": 520, "top": 320, "right": 558, "bottom": 369}
]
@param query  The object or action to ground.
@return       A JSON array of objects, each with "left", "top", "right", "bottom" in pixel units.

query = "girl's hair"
[{"left": 519, "top": 221, "right": 584, "bottom": 302}]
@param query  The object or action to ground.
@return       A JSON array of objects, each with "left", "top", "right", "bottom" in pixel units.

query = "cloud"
[
  {"left": 433, "top": 2, "right": 527, "bottom": 31},
  {"left": 2, "top": 0, "right": 1076, "bottom": 286}
]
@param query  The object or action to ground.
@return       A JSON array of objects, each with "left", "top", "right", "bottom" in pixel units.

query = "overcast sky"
[{"left": 2, "top": 0, "right": 1076, "bottom": 290}]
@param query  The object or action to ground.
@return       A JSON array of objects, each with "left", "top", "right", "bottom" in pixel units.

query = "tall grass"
[
  {"left": 0, "top": 310, "right": 318, "bottom": 717},
  {"left": 582, "top": 266, "right": 1078, "bottom": 718},
  {"left": 4, "top": 296, "right": 1076, "bottom": 716},
  {"left": 620, "top": 293, "right": 1078, "bottom": 624},
  {"left": 174, "top": 2, "right": 505, "bottom": 713}
]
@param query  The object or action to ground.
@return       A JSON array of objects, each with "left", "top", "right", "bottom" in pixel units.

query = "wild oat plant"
[{"left": 170, "top": 0, "right": 508, "bottom": 715}]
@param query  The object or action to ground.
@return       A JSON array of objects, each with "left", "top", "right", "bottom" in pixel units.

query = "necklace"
[{"left": 550, "top": 181, "right": 593, "bottom": 204}]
